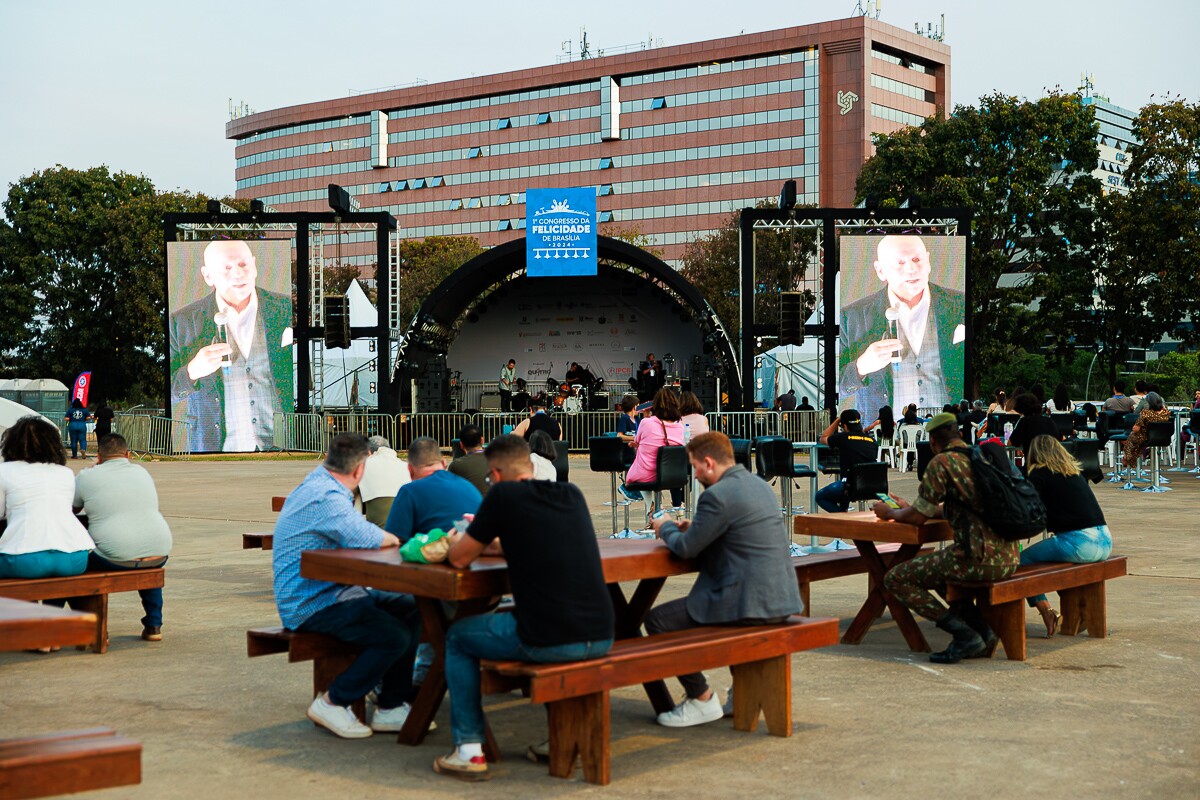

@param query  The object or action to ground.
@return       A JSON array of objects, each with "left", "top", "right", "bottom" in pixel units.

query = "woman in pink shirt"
[
  {"left": 620, "top": 388, "right": 685, "bottom": 509},
  {"left": 678, "top": 391, "right": 710, "bottom": 437}
]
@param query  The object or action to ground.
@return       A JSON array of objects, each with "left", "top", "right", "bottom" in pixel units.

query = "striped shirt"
[{"left": 272, "top": 466, "right": 384, "bottom": 630}]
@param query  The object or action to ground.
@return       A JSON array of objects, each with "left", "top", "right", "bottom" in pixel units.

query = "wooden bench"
[
  {"left": 243, "top": 496, "right": 287, "bottom": 550},
  {"left": 792, "top": 542, "right": 920, "bottom": 615},
  {"left": 946, "top": 556, "right": 1128, "bottom": 661},
  {"left": 0, "top": 569, "right": 166, "bottom": 654},
  {"left": 481, "top": 615, "right": 839, "bottom": 785},
  {"left": 0, "top": 727, "right": 141, "bottom": 799},
  {"left": 247, "top": 626, "right": 366, "bottom": 722}
]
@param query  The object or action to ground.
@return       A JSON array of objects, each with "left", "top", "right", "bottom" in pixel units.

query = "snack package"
[{"left": 399, "top": 528, "right": 450, "bottom": 563}]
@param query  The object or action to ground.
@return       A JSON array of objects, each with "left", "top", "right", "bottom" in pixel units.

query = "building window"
[
  {"left": 429, "top": 176, "right": 444, "bottom": 187},
  {"left": 597, "top": 184, "right": 614, "bottom": 196},
  {"left": 497, "top": 220, "right": 513, "bottom": 231},
  {"left": 467, "top": 147, "right": 482, "bottom": 159},
  {"left": 411, "top": 178, "right": 426, "bottom": 189},
  {"left": 536, "top": 112, "right": 553, "bottom": 125},
  {"left": 394, "top": 180, "right": 408, "bottom": 191},
  {"left": 598, "top": 210, "right": 613, "bottom": 223},
  {"left": 449, "top": 198, "right": 463, "bottom": 211},
  {"left": 495, "top": 118, "right": 512, "bottom": 130},
  {"left": 650, "top": 97, "right": 668, "bottom": 110},
  {"left": 466, "top": 197, "right": 482, "bottom": 209},
  {"left": 598, "top": 157, "right": 614, "bottom": 170},
  {"left": 378, "top": 182, "right": 392, "bottom": 193}
]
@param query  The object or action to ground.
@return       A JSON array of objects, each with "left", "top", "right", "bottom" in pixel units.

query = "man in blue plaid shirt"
[{"left": 273, "top": 433, "right": 421, "bottom": 739}]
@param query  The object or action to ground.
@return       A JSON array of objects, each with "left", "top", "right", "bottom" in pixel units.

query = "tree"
[
  {"left": 396, "top": 236, "right": 485, "bottom": 327},
  {"left": 856, "top": 92, "right": 1104, "bottom": 394},
  {"left": 1092, "top": 99, "right": 1200, "bottom": 381},
  {"left": 679, "top": 200, "right": 819, "bottom": 353},
  {"left": 601, "top": 223, "right": 665, "bottom": 260}
]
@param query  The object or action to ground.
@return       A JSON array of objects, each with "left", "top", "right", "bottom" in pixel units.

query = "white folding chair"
[
  {"left": 897, "top": 424, "right": 923, "bottom": 473},
  {"left": 876, "top": 433, "right": 896, "bottom": 468}
]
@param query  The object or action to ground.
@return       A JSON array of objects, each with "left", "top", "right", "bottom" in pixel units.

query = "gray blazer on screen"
[{"left": 658, "top": 465, "right": 803, "bottom": 624}]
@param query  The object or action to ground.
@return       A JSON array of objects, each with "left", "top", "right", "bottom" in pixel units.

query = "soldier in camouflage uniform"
[{"left": 874, "top": 412, "right": 1021, "bottom": 663}]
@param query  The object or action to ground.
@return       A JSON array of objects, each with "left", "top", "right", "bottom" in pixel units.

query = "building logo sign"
[
  {"left": 837, "top": 90, "right": 859, "bottom": 115},
  {"left": 526, "top": 188, "right": 598, "bottom": 277}
]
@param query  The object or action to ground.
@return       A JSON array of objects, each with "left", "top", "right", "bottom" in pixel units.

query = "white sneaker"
[
  {"left": 371, "top": 702, "right": 437, "bottom": 732},
  {"left": 307, "top": 695, "right": 372, "bottom": 739},
  {"left": 722, "top": 688, "right": 734, "bottom": 718},
  {"left": 656, "top": 694, "right": 723, "bottom": 728}
]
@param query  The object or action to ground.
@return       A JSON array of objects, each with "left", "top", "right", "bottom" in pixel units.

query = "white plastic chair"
[
  {"left": 897, "top": 424, "right": 923, "bottom": 472},
  {"left": 876, "top": 433, "right": 896, "bottom": 468}
]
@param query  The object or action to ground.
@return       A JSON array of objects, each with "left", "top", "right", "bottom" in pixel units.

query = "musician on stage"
[
  {"left": 637, "top": 352, "right": 665, "bottom": 400},
  {"left": 564, "top": 362, "right": 595, "bottom": 390}
]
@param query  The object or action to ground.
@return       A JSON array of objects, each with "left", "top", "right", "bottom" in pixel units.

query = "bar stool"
[
  {"left": 1062, "top": 439, "right": 1104, "bottom": 484},
  {"left": 1136, "top": 422, "right": 1174, "bottom": 493},
  {"left": 626, "top": 446, "right": 690, "bottom": 522},
  {"left": 757, "top": 436, "right": 816, "bottom": 538},
  {"left": 730, "top": 438, "right": 752, "bottom": 472},
  {"left": 1105, "top": 413, "right": 1134, "bottom": 483},
  {"left": 845, "top": 462, "right": 890, "bottom": 510},
  {"left": 589, "top": 436, "right": 636, "bottom": 537},
  {"left": 552, "top": 439, "right": 569, "bottom": 483}
]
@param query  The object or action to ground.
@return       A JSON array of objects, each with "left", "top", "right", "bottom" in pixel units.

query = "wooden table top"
[
  {"left": 793, "top": 510, "right": 954, "bottom": 546},
  {"left": 0, "top": 597, "right": 98, "bottom": 652},
  {"left": 302, "top": 538, "right": 698, "bottom": 601}
]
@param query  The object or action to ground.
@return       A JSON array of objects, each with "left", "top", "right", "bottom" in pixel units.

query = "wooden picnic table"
[
  {"left": 794, "top": 511, "right": 953, "bottom": 652},
  {"left": 0, "top": 596, "right": 99, "bottom": 653},
  {"left": 301, "top": 538, "right": 697, "bottom": 755}
]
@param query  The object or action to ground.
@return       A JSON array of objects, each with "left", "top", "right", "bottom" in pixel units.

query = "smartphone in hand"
[{"left": 876, "top": 493, "right": 901, "bottom": 509}]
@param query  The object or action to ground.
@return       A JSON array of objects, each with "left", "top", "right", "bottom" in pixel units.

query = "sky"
[{"left": 1, "top": 1, "right": 1195, "bottom": 201}]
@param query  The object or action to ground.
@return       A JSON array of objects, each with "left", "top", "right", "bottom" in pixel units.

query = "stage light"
[
  {"left": 249, "top": 199, "right": 265, "bottom": 215},
  {"left": 778, "top": 179, "right": 796, "bottom": 211},
  {"left": 206, "top": 199, "right": 222, "bottom": 216}
]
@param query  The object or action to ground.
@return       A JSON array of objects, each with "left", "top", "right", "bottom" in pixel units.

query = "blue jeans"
[
  {"left": 88, "top": 553, "right": 168, "bottom": 628},
  {"left": 815, "top": 479, "right": 850, "bottom": 513},
  {"left": 1020, "top": 525, "right": 1113, "bottom": 605},
  {"left": 444, "top": 612, "right": 611, "bottom": 746},
  {"left": 68, "top": 425, "right": 87, "bottom": 457},
  {"left": 298, "top": 590, "right": 421, "bottom": 710},
  {"left": 0, "top": 549, "right": 88, "bottom": 578}
]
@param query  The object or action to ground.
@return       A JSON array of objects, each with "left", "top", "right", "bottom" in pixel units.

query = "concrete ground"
[{"left": 2, "top": 452, "right": 1198, "bottom": 799}]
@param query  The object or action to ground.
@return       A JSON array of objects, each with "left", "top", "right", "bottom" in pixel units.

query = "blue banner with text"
[{"left": 525, "top": 188, "right": 598, "bottom": 277}]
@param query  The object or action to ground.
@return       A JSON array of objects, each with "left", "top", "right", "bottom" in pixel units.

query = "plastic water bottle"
[
  {"left": 1003, "top": 421, "right": 1013, "bottom": 445},
  {"left": 684, "top": 423, "right": 692, "bottom": 443}
]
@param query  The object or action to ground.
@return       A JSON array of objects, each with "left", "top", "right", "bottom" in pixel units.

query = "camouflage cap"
[{"left": 924, "top": 411, "right": 958, "bottom": 434}]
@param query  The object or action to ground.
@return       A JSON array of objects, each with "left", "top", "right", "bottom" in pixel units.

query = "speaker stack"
[
  {"left": 415, "top": 356, "right": 449, "bottom": 413},
  {"left": 690, "top": 355, "right": 719, "bottom": 412}
]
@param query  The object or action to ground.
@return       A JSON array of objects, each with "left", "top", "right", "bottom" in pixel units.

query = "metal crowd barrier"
[
  {"left": 396, "top": 412, "right": 475, "bottom": 450},
  {"left": 113, "top": 414, "right": 192, "bottom": 460},
  {"left": 273, "top": 412, "right": 326, "bottom": 452},
  {"left": 706, "top": 411, "right": 779, "bottom": 440}
]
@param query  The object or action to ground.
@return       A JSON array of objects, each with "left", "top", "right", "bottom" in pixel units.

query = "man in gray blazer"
[{"left": 646, "top": 431, "right": 803, "bottom": 728}]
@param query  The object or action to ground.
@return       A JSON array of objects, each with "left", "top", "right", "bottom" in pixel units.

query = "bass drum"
[
  {"left": 563, "top": 395, "right": 583, "bottom": 414},
  {"left": 552, "top": 394, "right": 566, "bottom": 408}
]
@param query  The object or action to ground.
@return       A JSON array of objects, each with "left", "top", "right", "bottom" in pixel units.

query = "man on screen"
[
  {"left": 170, "top": 240, "right": 293, "bottom": 452},
  {"left": 839, "top": 235, "right": 965, "bottom": 416}
]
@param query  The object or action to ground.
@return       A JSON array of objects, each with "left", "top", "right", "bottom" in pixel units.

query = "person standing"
[
  {"left": 73, "top": 434, "right": 172, "bottom": 641},
  {"left": 434, "top": 435, "right": 613, "bottom": 781},
  {"left": 498, "top": 359, "right": 516, "bottom": 412},
  {"left": 646, "top": 431, "right": 803, "bottom": 726},
  {"left": 64, "top": 398, "right": 91, "bottom": 460},
  {"left": 638, "top": 352, "right": 665, "bottom": 400},
  {"left": 774, "top": 389, "right": 798, "bottom": 411},
  {"left": 273, "top": 433, "right": 421, "bottom": 739},
  {"left": 876, "top": 412, "right": 1020, "bottom": 664},
  {"left": 93, "top": 400, "right": 115, "bottom": 442}
]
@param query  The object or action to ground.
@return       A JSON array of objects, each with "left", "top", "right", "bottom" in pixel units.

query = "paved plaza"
[{"left": 2, "top": 454, "right": 1198, "bottom": 798}]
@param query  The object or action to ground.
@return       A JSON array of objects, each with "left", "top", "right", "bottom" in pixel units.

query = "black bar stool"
[
  {"left": 757, "top": 436, "right": 816, "bottom": 538},
  {"left": 589, "top": 436, "right": 634, "bottom": 537},
  {"left": 730, "top": 438, "right": 752, "bottom": 472},
  {"left": 845, "top": 462, "right": 890, "bottom": 510},
  {"left": 626, "top": 446, "right": 690, "bottom": 522},
  {"left": 1062, "top": 439, "right": 1104, "bottom": 484},
  {"left": 552, "top": 439, "right": 569, "bottom": 483},
  {"left": 1136, "top": 422, "right": 1174, "bottom": 493}
]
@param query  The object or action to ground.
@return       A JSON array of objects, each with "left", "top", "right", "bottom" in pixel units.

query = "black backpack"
[{"left": 946, "top": 445, "right": 1047, "bottom": 542}]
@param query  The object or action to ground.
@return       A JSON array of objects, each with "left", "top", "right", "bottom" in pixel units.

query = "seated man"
[
  {"left": 814, "top": 409, "right": 878, "bottom": 513},
  {"left": 646, "top": 431, "right": 803, "bottom": 727},
  {"left": 273, "top": 433, "right": 421, "bottom": 739},
  {"left": 434, "top": 435, "right": 614, "bottom": 781},
  {"left": 358, "top": 435, "right": 410, "bottom": 527},
  {"left": 385, "top": 437, "right": 482, "bottom": 543},
  {"left": 448, "top": 424, "right": 489, "bottom": 495},
  {"left": 72, "top": 433, "right": 173, "bottom": 642},
  {"left": 877, "top": 413, "right": 1020, "bottom": 664},
  {"left": 512, "top": 399, "right": 563, "bottom": 441}
]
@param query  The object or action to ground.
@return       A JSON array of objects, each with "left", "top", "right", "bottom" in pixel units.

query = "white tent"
[
  {"left": 0, "top": 396, "right": 55, "bottom": 436},
  {"left": 755, "top": 342, "right": 823, "bottom": 409}
]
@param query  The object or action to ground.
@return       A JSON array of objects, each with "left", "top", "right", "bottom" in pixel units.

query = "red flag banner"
[{"left": 72, "top": 372, "right": 92, "bottom": 407}]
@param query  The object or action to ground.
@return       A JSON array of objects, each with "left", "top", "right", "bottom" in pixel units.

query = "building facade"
[
  {"left": 228, "top": 16, "right": 950, "bottom": 267},
  {"left": 1083, "top": 94, "right": 1137, "bottom": 195}
]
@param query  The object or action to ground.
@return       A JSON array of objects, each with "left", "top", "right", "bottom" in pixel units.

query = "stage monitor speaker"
[{"left": 480, "top": 392, "right": 501, "bottom": 412}]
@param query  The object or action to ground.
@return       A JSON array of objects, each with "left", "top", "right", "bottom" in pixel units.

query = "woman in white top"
[
  {"left": 677, "top": 391, "right": 710, "bottom": 438},
  {"left": 528, "top": 430, "right": 559, "bottom": 481},
  {"left": 1045, "top": 382, "right": 1076, "bottom": 414},
  {"left": 0, "top": 416, "right": 93, "bottom": 578}
]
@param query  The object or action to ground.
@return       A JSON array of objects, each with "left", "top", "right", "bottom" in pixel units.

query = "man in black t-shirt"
[
  {"left": 435, "top": 434, "right": 614, "bottom": 782},
  {"left": 512, "top": 399, "right": 563, "bottom": 441},
  {"left": 815, "top": 409, "right": 879, "bottom": 513}
]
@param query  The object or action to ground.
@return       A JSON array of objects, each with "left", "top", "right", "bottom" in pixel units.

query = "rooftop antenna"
[
  {"left": 915, "top": 13, "right": 945, "bottom": 41},
  {"left": 579, "top": 27, "right": 591, "bottom": 59},
  {"left": 1080, "top": 72, "right": 1096, "bottom": 98},
  {"left": 853, "top": 0, "right": 882, "bottom": 18}
]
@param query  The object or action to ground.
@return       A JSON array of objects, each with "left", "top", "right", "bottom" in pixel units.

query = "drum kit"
[{"left": 545, "top": 378, "right": 605, "bottom": 414}]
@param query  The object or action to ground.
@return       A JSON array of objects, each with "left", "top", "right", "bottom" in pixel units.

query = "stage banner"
[
  {"left": 525, "top": 188, "right": 597, "bottom": 277},
  {"left": 72, "top": 371, "right": 92, "bottom": 407}
]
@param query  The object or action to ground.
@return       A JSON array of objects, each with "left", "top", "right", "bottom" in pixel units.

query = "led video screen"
[
  {"left": 167, "top": 240, "right": 294, "bottom": 453},
  {"left": 838, "top": 234, "right": 967, "bottom": 415}
]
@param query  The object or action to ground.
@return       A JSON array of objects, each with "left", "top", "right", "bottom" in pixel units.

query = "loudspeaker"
[
  {"left": 480, "top": 392, "right": 501, "bottom": 412},
  {"left": 415, "top": 355, "right": 449, "bottom": 412},
  {"left": 690, "top": 355, "right": 719, "bottom": 412},
  {"left": 779, "top": 291, "right": 803, "bottom": 346},
  {"left": 323, "top": 295, "right": 351, "bottom": 349}
]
